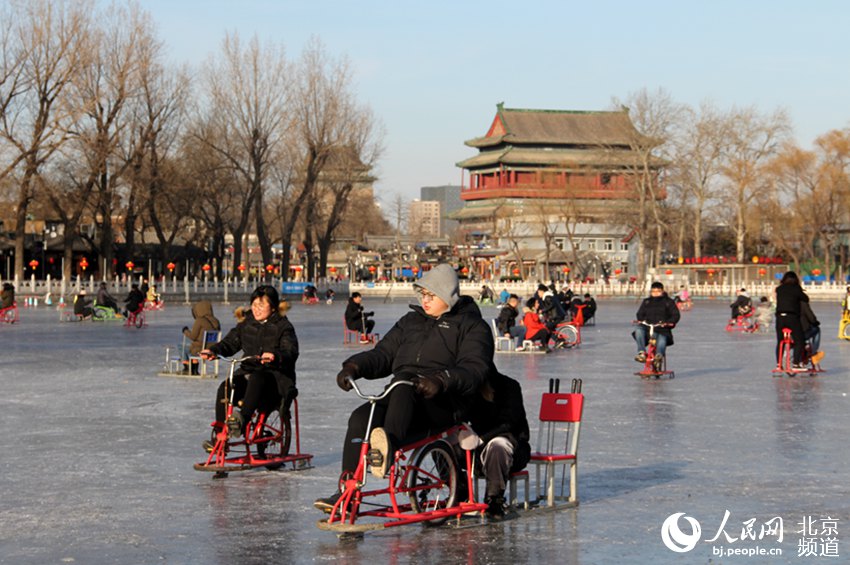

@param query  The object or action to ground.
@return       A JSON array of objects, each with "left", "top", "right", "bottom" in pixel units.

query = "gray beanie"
[{"left": 414, "top": 264, "right": 460, "bottom": 308}]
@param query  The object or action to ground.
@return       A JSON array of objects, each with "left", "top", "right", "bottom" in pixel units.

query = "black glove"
[
  {"left": 336, "top": 364, "right": 358, "bottom": 391},
  {"left": 365, "top": 311, "right": 374, "bottom": 317},
  {"left": 412, "top": 371, "right": 448, "bottom": 399}
]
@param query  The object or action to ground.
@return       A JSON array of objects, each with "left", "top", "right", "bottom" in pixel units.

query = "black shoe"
[
  {"left": 202, "top": 439, "right": 215, "bottom": 453},
  {"left": 191, "top": 362, "right": 200, "bottom": 376},
  {"left": 484, "top": 494, "right": 507, "bottom": 520},
  {"left": 314, "top": 492, "right": 342, "bottom": 514}
]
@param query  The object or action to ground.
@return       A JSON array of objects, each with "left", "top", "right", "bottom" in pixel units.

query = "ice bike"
[
  {"left": 772, "top": 328, "right": 825, "bottom": 377},
  {"left": 317, "top": 378, "right": 488, "bottom": 535},
  {"left": 634, "top": 321, "right": 675, "bottom": 379},
  {"left": 194, "top": 355, "right": 313, "bottom": 478}
]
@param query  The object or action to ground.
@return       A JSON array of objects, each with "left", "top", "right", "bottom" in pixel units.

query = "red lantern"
[
  {"left": 79, "top": 257, "right": 89, "bottom": 271},
  {"left": 125, "top": 261, "right": 134, "bottom": 270},
  {"left": 706, "top": 268, "right": 716, "bottom": 276},
  {"left": 237, "top": 264, "right": 246, "bottom": 272},
  {"left": 512, "top": 268, "right": 520, "bottom": 275},
  {"left": 665, "top": 269, "right": 673, "bottom": 275},
  {"left": 812, "top": 269, "right": 822, "bottom": 276},
  {"left": 461, "top": 267, "right": 469, "bottom": 274},
  {"left": 293, "top": 265, "right": 303, "bottom": 272},
  {"left": 166, "top": 262, "right": 176, "bottom": 272},
  {"left": 202, "top": 264, "right": 211, "bottom": 272},
  {"left": 412, "top": 267, "right": 419, "bottom": 274},
  {"left": 29, "top": 259, "right": 39, "bottom": 269},
  {"left": 329, "top": 266, "right": 337, "bottom": 273},
  {"left": 614, "top": 268, "right": 622, "bottom": 275},
  {"left": 368, "top": 265, "right": 376, "bottom": 273},
  {"left": 265, "top": 264, "right": 274, "bottom": 272},
  {"left": 563, "top": 266, "right": 570, "bottom": 273},
  {"left": 758, "top": 268, "right": 766, "bottom": 276}
]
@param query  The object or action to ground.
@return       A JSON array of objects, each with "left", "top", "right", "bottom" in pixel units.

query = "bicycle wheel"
[
  {"left": 407, "top": 440, "right": 458, "bottom": 525},
  {"left": 256, "top": 410, "right": 292, "bottom": 469},
  {"left": 556, "top": 324, "right": 578, "bottom": 347},
  {"left": 842, "top": 323, "right": 850, "bottom": 340},
  {"left": 4, "top": 308, "right": 16, "bottom": 323},
  {"left": 135, "top": 312, "right": 144, "bottom": 328}
]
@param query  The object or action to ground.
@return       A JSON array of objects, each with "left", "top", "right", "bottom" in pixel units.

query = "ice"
[{"left": 1, "top": 298, "right": 848, "bottom": 563}]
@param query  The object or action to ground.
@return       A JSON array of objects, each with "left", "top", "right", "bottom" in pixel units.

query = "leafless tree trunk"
[{"left": 1, "top": 0, "right": 92, "bottom": 280}]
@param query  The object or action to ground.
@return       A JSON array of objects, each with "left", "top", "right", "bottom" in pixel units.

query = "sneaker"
[
  {"left": 313, "top": 492, "right": 342, "bottom": 514},
  {"left": 515, "top": 346, "right": 527, "bottom": 352},
  {"left": 484, "top": 494, "right": 507, "bottom": 520},
  {"left": 369, "top": 427, "right": 391, "bottom": 479},
  {"left": 226, "top": 412, "right": 244, "bottom": 437},
  {"left": 791, "top": 363, "right": 807, "bottom": 372},
  {"left": 811, "top": 351, "right": 825, "bottom": 364},
  {"left": 634, "top": 351, "right": 647, "bottom": 363}
]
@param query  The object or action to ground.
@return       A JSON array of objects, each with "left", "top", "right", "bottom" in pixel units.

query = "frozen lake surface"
[{"left": 1, "top": 296, "right": 848, "bottom": 564}]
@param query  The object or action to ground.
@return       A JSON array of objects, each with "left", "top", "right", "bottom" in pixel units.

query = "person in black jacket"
[
  {"left": 582, "top": 293, "right": 597, "bottom": 323},
  {"left": 729, "top": 288, "right": 753, "bottom": 321},
  {"left": 800, "top": 301, "right": 823, "bottom": 365},
  {"left": 123, "top": 283, "right": 145, "bottom": 316},
  {"left": 495, "top": 294, "right": 525, "bottom": 348},
  {"left": 466, "top": 372, "right": 531, "bottom": 520},
  {"left": 633, "top": 282, "right": 680, "bottom": 367},
  {"left": 344, "top": 292, "right": 375, "bottom": 341},
  {"left": 540, "top": 290, "right": 566, "bottom": 329},
  {"left": 315, "top": 263, "right": 495, "bottom": 512},
  {"left": 201, "top": 285, "right": 299, "bottom": 440},
  {"left": 73, "top": 289, "right": 92, "bottom": 319},
  {"left": 775, "top": 272, "right": 809, "bottom": 368}
]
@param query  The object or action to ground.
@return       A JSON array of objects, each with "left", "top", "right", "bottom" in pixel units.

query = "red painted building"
[{"left": 457, "top": 103, "right": 657, "bottom": 203}]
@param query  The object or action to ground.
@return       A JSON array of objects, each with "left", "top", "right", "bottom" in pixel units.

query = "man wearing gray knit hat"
[{"left": 316, "top": 263, "right": 496, "bottom": 514}]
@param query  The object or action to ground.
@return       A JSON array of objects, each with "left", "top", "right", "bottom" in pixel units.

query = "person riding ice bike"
[
  {"left": 314, "top": 263, "right": 494, "bottom": 513},
  {"left": 633, "top": 281, "right": 680, "bottom": 371}
]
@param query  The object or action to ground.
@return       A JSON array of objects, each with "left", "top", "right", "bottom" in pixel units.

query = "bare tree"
[
  {"left": 280, "top": 38, "right": 363, "bottom": 278},
  {"left": 197, "top": 32, "right": 291, "bottom": 272},
  {"left": 672, "top": 101, "right": 730, "bottom": 257},
  {"left": 1, "top": 0, "right": 92, "bottom": 280},
  {"left": 612, "top": 88, "right": 685, "bottom": 277},
  {"left": 720, "top": 106, "right": 790, "bottom": 262}
]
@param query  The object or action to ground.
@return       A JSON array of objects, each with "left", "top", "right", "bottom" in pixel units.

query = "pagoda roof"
[
  {"left": 465, "top": 104, "right": 647, "bottom": 149},
  {"left": 456, "top": 146, "right": 654, "bottom": 170}
]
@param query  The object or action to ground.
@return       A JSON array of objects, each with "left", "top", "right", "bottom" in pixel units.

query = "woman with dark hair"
[
  {"left": 201, "top": 285, "right": 299, "bottom": 441},
  {"left": 775, "top": 271, "right": 809, "bottom": 369}
]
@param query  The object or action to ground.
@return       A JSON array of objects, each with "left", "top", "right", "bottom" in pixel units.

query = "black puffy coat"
[
  {"left": 467, "top": 372, "right": 531, "bottom": 473},
  {"left": 775, "top": 283, "right": 809, "bottom": 315},
  {"left": 635, "top": 293, "right": 681, "bottom": 344},
  {"left": 495, "top": 303, "right": 519, "bottom": 335},
  {"left": 345, "top": 298, "right": 369, "bottom": 330},
  {"left": 210, "top": 308, "right": 299, "bottom": 382},
  {"left": 344, "top": 295, "right": 495, "bottom": 400}
]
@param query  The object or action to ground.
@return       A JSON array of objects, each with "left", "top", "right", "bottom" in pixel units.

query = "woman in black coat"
[
  {"left": 202, "top": 285, "right": 299, "bottom": 437},
  {"left": 774, "top": 271, "right": 809, "bottom": 367}
]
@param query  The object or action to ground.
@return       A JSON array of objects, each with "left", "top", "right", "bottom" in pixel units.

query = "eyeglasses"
[{"left": 417, "top": 290, "right": 437, "bottom": 302}]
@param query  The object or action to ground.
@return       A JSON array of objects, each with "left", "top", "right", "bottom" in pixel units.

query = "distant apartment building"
[
  {"left": 408, "top": 199, "right": 442, "bottom": 238},
  {"left": 420, "top": 185, "right": 462, "bottom": 236}
]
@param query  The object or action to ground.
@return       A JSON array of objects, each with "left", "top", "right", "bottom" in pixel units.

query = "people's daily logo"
[{"left": 661, "top": 513, "right": 702, "bottom": 553}]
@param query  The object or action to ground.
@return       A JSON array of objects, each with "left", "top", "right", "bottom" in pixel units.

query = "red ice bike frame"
[
  {"left": 634, "top": 321, "right": 675, "bottom": 379},
  {"left": 772, "top": 328, "right": 825, "bottom": 377},
  {"left": 194, "top": 356, "right": 313, "bottom": 477},
  {"left": 726, "top": 310, "right": 757, "bottom": 333},
  {"left": 318, "top": 379, "right": 488, "bottom": 534}
]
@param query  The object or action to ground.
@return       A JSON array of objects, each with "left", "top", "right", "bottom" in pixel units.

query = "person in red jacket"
[{"left": 518, "top": 301, "right": 549, "bottom": 351}]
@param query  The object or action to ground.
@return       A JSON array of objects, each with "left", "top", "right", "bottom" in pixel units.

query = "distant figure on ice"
[
  {"left": 123, "top": 283, "right": 145, "bottom": 317},
  {"left": 1, "top": 283, "right": 14, "bottom": 309},
  {"left": 180, "top": 300, "right": 221, "bottom": 375},
  {"left": 774, "top": 271, "right": 809, "bottom": 370},
  {"left": 73, "top": 289, "right": 93, "bottom": 319},
  {"left": 96, "top": 282, "right": 119, "bottom": 314},
  {"left": 345, "top": 292, "right": 375, "bottom": 343},
  {"left": 729, "top": 288, "right": 753, "bottom": 321},
  {"left": 633, "top": 282, "right": 680, "bottom": 366}
]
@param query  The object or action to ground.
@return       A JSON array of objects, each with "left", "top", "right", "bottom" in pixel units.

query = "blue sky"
[{"left": 141, "top": 0, "right": 850, "bottom": 202}]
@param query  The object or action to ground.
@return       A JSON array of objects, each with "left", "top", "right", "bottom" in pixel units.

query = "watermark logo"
[{"left": 661, "top": 512, "right": 702, "bottom": 553}]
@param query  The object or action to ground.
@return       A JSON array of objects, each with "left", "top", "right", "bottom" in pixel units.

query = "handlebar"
[
  {"left": 348, "top": 378, "right": 413, "bottom": 402},
  {"left": 633, "top": 320, "right": 672, "bottom": 328}
]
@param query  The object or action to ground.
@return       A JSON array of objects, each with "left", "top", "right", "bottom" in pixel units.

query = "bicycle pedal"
[{"left": 366, "top": 449, "right": 384, "bottom": 467}]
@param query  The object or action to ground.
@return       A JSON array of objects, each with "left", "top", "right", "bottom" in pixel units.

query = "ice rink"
[{"left": 1, "top": 296, "right": 848, "bottom": 564}]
